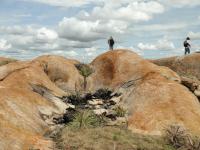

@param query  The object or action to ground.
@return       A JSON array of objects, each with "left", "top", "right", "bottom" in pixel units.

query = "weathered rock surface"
[
  {"left": 33, "top": 55, "right": 83, "bottom": 93},
  {"left": 1, "top": 50, "right": 200, "bottom": 149},
  {"left": 90, "top": 50, "right": 200, "bottom": 135},
  {"left": 152, "top": 53, "right": 200, "bottom": 99},
  {"left": 151, "top": 53, "right": 200, "bottom": 79},
  {"left": 0, "top": 56, "right": 75, "bottom": 150}
]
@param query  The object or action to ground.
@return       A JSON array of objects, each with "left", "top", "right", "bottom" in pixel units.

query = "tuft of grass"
[
  {"left": 163, "top": 124, "right": 200, "bottom": 150},
  {"left": 187, "top": 136, "right": 200, "bottom": 150},
  {"left": 69, "top": 110, "right": 106, "bottom": 129},
  {"left": 113, "top": 106, "right": 127, "bottom": 117},
  {"left": 55, "top": 126, "right": 175, "bottom": 150},
  {"left": 164, "top": 124, "right": 187, "bottom": 149}
]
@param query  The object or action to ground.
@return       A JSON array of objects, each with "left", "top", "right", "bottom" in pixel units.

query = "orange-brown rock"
[
  {"left": 90, "top": 50, "right": 200, "bottom": 135},
  {"left": 151, "top": 53, "right": 200, "bottom": 79},
  {"left": 90, "top": 50, "right": 180, "bottom": 89},
  {"left": 33, "top": 55, "right": 82, "bottom": 92},
  {"left": 0, "top": 56, "right": 80, "bottom": 150},
  {"left": 1, "top": 51, "right": 200, "bottom": 149}
]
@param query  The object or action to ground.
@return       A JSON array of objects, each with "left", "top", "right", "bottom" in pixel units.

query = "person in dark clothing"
[
  {"left": 108, "top": 36, "right": 115, "bottom": 50},
  {"left": 184, "top": 37, "right": 191, "bottom": 55}
]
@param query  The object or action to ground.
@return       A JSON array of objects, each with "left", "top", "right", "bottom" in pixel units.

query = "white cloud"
[
  {"left": 0, "top": 26, "right": 35, "bottom": 35},
  {"left": 79, "top": 1, "right": 164, "bottom": 22},
  {"left": 36, "top": 27, "right": 58, "bottom": 42},
  {"left": 85, "top": 47, "right": 98, "bottom": 52},
  {"left": 58, "top": 17, "right": 103, "bottom": 42},
  {"left": 65, "top": 50, "right": 78, "bottom": 57},
  {"left": 58, "top": 17, "right": 128, "bottom": 42},
  {"left": 116, "top": 45, "right": 143, "bottom": 56},
  {"left": 0, "top": 39, "right": 12, "bottom": 50},
  {"left": 55, "top": 1, "right": 165, "bottom": 43},
  {"left": 52, "top": 50, "right": 78, "bottom": 56},
  {"left": 188, "top": 31, "right": 200, "bottom": 40},
  {"left": 138, "top": 38, "right": 175, "bottom": 51},
  {"left": 132, "top": 22, "right": 189, "bottom": 32},
  {"left": 22, "top": 0, "right": 94, "bottom": 8},
  {"left": 161, "top": 0, "right": 200, "bottom": 7}
]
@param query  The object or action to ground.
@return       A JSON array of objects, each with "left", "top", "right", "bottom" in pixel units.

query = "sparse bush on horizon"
[{"left": 0, "top": 59, "right": 17, "bottom": 66}]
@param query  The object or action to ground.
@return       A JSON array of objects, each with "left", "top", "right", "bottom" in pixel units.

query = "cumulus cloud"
[
  {"left": 188, "top": 31, "right": 200, "bottom": 40},
  {"left": 117, "top": 45, "right": 144, "bottom": 56},
  {"left": 56, "top": 1, "right": 165, "bottom": 42},
  {"left": 138, "top": 38, "right": 175, "bottom": 51},
  {"left": 0, "top": 24, "right": 96, "bottom": 60},
  {"left": 161, "top": 0, "right": 200, "bottom": 7},
  {"left": 58, "top": 17, "right": 103, "bottom": 42},
  {"left": 22, "top": 0, "right": 94, "bottom": 8},
  {"left": 52, "top": 50, "right": 78, "bottom": 56},
  {"left": 79, "top": 1, "right": 164, "bottom": 22},
  {"left": 58, "top": 17, "right": 128, "bottom": 42},
  {"left": 132, "top": 22, "right": 189, "bottom": 32},
  {"left": 0, "top": 39, "right": 12, "bottom": 50},
  {"left": 0, "top": 26, "right": 35, "bottom": 35},
  {"left": 1, "top": 0, "right": 198, "bottom": 60},
  {"left": 36, "top": 27, "right": 58, "bottom": 42},
  {"left": 85, "top": 47, "right": 98, "bottom": 52}
]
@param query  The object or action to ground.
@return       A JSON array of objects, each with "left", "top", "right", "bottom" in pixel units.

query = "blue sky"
[{"left": 0, "top": 0, "right": 200, "bottom": 61}]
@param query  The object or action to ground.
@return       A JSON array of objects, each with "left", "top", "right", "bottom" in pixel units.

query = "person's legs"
[
  {"left": 185, "top": 47, "right": 187, "bottom": 55},
  {"left": 188, "top": 47, "right": 190, "bottom": 54},
  {"left": 185, "top": 47, "right": 190, "bottom": 55},
  {"left": 109, "top": 45, "right": 113, "bottom": 50}
]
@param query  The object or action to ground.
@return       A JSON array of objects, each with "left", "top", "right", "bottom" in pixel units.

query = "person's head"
[
  {"left": 110, "top": 36, "right": 113, "bottom": 39},
  {"left": 186, "top": 37, "right": 190, "bottom": 40}
]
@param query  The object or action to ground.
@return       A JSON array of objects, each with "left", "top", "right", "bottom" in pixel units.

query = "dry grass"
[
  {"left": 164, "top": 125, "right": 200, "bottom": 150},
  {"left": 55, "top": 126, "right": 175, "bottom": 150},
  {"left": 0, "top": 59, "right": 17, "bottom": 66}
]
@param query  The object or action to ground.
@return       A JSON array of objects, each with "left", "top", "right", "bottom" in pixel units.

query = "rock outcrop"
[
  {"left": 1, "top": 50, "right": 200, "bottom": 149},
  {"left": 151, "top": 53, "right": 200, "bottom": 99},
  {"left": 33, "top": 55, "right": 82, "bottom": 93},
  {"left": 90, "top": 50, "right": 200, "bottom": 135},
  {"left": 151, "top": 53, "right": 200, "bottom": 79},
  {"left": 0, "top": 56, "right": 77, "bottom": 150}
]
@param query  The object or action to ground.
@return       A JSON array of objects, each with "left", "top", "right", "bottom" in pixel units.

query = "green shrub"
[
  {"left": 69, "top": 110, "right": 106, "bottom": 129},
  {"left": 75, "top": 63, "right": 93, "bottom": 91}
]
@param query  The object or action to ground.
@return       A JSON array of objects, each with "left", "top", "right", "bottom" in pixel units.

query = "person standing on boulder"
[
  {"left": 108, "top": 36, "right": 115, "bottom": 50},
  {"left": 184, "top": 37, "right": 191, "bottom": 55}
]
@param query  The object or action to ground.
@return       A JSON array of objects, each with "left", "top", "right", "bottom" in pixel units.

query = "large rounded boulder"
[{"left": 90, "top": 50, "right": 200, "bottom": 135}]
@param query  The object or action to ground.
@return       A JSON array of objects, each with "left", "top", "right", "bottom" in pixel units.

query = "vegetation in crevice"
[{"left": 75, "top": 63, "right": 93, "bottom": 91}]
